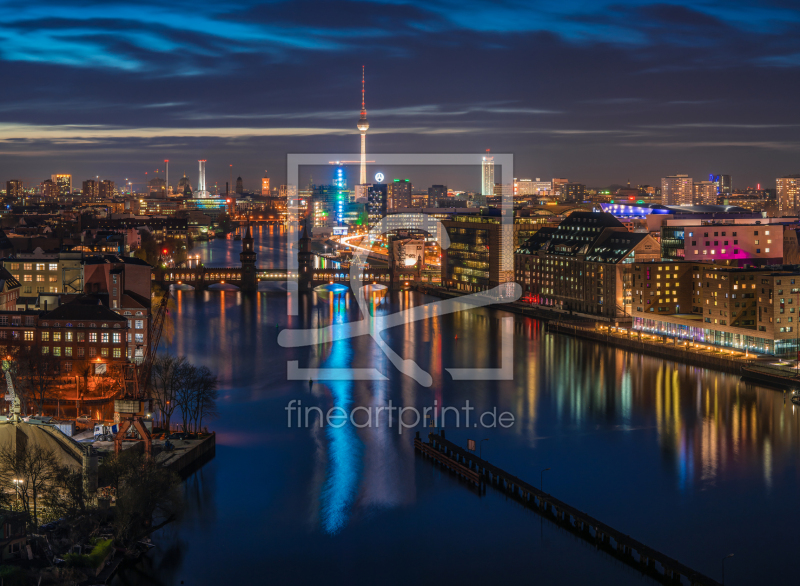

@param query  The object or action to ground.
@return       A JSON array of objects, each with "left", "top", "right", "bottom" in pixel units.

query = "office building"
[
  {"left": 389, "top": 179, "right": 412, "bottom": 210},
  {"left": 693, "top": 181, "right": 717, "bottom": 205},
  {"left": 236, "top": 177, "right": 244, "bottom": 195},
  {"left": 262, "top": 175, "right": 270, "bottom": 196},
  {"left": 710, "top": 174, "right": 732, "bottom": 196},
  {"left": 427, "top": 185, "right": 447, "bottom": 207},
  {"left": 778, "top": 175, "right": 800, "bottom": 215},
  {"left": 50, "top": 174, "right": 72, "bottom": 197},
  {"left": 632, "top": 262, "right": 800, "bottom": 356},
  {"left": 551, "top": 178, "right": 569, "bottom": 200},
  {"left": 367, "top": 184, "right": 388, "bottom": 227},
  {"left": 514, "top": 212, "right": 660, "bottom": 318},
  {"left": 563, "top": 183, "right": 585, "bottom": 201},
  {"left": 481, "top": 156, "right": 494, "bottom": 197},
  {"left": 661, "top": 175, "right": 693, "bottom": 206},
  {"left": 6, "top": 180, "right": 22, "bottom": 199}
]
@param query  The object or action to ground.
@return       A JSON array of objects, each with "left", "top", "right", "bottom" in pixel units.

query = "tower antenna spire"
[
  {"left": 357, "top": 65, "right": 369, "bottom": 185},
  {"left": 361, "top": 65, "right": 365, "bottom": 112}
]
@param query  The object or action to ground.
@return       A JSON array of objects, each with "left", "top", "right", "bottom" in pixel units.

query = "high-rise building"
[
  {"left": 693, "top": 181, "right": 717, "bottom": 205},
  {"left": 82, "top": 179, "right": 99, "bottom": 200},
  {"left": 6, "top": 180, "right": 22, "bottom": 198},
  {"left": 710, "top": 174, "right": 732, "bottom": 196},
  {"left": 389, "top": 179, "right": 412, "bottom": 210},
  {"left": 41, "top": 179, "right": 59, "bottom": 199},
  {"left": 428, "top": 185, "right": 447, "bottom": 207},
  {"left": 236, "top": 176, "right": 244, "bottom": 195},
  {"left": 357, "top": 66, "right": 369, "bottom": 186},
  {"left": 778, "top": 175, "right": 800, "bottom": 215},
  {"left": 51, "top": 174, "right": 71, "bottom": 197},
  {"left": 661, "top": 175, "right": 693, "bottom": 206},
  {"left": 262, "top": 175, "right": 270, "bottom": 196},
  {"left": 514, "top": 179, "right": 537, "bottom": 197},
  {"left": 98, "top": 180, "right": 115, "bottom": 200},
  {"left": 481, "top": 156, "right": 494, "bottom": 197},
  {"left": 368, "top": 184, "right": 388, "bottom": 227},
  {"left": 551, "top": 178, "right": 569, "bottom": 200}
]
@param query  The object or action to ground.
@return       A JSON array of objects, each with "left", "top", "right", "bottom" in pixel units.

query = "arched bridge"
[{"left": 153, "top": 266, "right": 296, "bottom": 290}]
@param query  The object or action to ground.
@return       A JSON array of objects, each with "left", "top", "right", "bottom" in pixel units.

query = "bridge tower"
[
  {"left": 240, "top": 223, "right": 258, "bottom": 294},
  {"left": 298, "top": 220, "right": 314, "bottom": 292}
]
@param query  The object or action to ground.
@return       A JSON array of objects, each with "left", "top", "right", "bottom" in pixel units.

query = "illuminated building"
[
  {"left": 777, "top": 175, "right": 800, "bottom": 215},
  {"left": 177, "top": 174, "right": 192, "bottom": 196},
  {"left": 661, "top": 175, "right": 693, "bottom": 206},
  {"left": 82, "top": 179, "right": 98, "bottom": 200},
  {"left": 41, "top": 179, "right": 59, "bottom": 199},
  {"left": 514, "top": 212, "right": 660, "bottom": 317},
  {"left": 357, "top": 66, "right": 369, "bottom": 185},
  {"left": 262, "top": 175, "right": 270, "bottom": 195},
  {"left": 98, "top": 180, "right": 115, "bottom": 200},
  {"left": 481, "top": 156, "right": 494, "bottom": 197},
  {"left": 368, "top": 183, "right": 387, "bottom": 227},
  {"left": 551, "top": 178, "right": 569, "bottom": 200},
  {"left": 388, "top": 179, "right": 412, "bottom": 210},
  {"left": 427, "top": 185, "right": 447, "bottom": 207},
  {"left": 6, "top": 180, "right": 22, "bottom": 198},
  {"left": 710, "top": 174, "right": 731, "bottom": 196},
  {"left": 563, "top": 183, "right": 585, "bottom": 201},
  {"left": 693, "top": 181, "right": 717, "bottom": 205},
  {"left": 631, "top": 262, "right": 800, "bottom": 356},
  {"left": 50, "top": 174, "right": 72, "bottom": 197}
]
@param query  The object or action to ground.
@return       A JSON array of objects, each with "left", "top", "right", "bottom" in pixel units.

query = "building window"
[
  {"left": 23, "top": 263, "right": 31, "bottom": 270},
  {"left": 77, "top": 331, "right": 85, "bottom": 342},
  {"left": 23, "top": 331, "right": 33, "bottom": 341},
  {"left": 112, "top": 332, "right": 121, "bottom": 343},
  {"left": 135, "top": 320, "right": 144, "bottom": 329},
  {"left": 89, "top": 332, "right": 97, "bottom": 343},
  {"left": 101, "top": 332, "right": 109, "bottom": 343},
  {"left": 53, "top": 332, "right": 61, "bottom": 342},
  {"left": 42, "top": 346, "right": 49, "bottom": 354},
  {"left": 100, "top": 348, "right": 109, "bottom": 357},
  {"left": 113, "top": 348, "right": 121, "bottom": 358},
  {"left": 53, "top": 347, "right": 61, "bottom": 356},
  {"left": 41, "top": 332, "right": 49, "bottom": 342},
  {"left": 77, "top": 347, "right": 85, "bottom": 357},
  {"left": 65, "top": 331, "right": 73, "bottom": 342},
  {"left": 88, "top": 348, "right": 96, "bottom": 357},
  {"left": 65, "top": 347, "right": 72, "bottom": 357},
  {"left": 48, "top": 263, "right": 57, "bottom": 271},
  {"left": 64, "top": 361, "right": 72, "bottom": 372}
]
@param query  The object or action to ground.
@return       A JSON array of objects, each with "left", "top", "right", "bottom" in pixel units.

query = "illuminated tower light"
[{"left": 357, "top": 66, "right": 369, "bottom": 186}]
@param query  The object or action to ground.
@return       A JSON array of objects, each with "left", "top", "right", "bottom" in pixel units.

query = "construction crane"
[
  {"left": 3, "top": 360, "right": 21, "bottom": 423},
  {"left": 113, "top": 364, "right": 152, "bottom": 457}
]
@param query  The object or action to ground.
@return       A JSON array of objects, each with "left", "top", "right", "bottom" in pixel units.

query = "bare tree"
[
  {"left": 113, "top": 453, "right": 181, "bottom": 543},
  {"left": 193, "top": 366, "right": 219, "bottom": 433},
  {"left": 0, "top": 443, "right": 59, "bottom": 529},
  {"left": 18, "top": 344, "right": 61, "bottom": 415},
  {"left": 150, "top": 354, "right": 186, "bottom": 430}
]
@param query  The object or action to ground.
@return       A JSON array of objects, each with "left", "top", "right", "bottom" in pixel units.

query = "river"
[{"left": 112, "top": 226, "right": 800, "bottom": 586}]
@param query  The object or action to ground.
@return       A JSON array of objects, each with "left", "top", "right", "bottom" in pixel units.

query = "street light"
[
  {"left": 479, "top": 438, "right": 489, "bottom": 459},
  {"left": 722, "top": 553, "right": 734, "bottom": 585},
  {"left": 541, "top": 467, "right": 551, "bottom": 493}
]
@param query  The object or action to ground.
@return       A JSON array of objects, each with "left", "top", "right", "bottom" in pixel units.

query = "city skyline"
[{"left": 1, "top": 0, "right": 799, "bottom": 188}]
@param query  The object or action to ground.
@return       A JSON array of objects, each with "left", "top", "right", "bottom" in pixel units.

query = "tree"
[
  {"left": 150, "top": 354, "right": 186, "bottom": 430},
  {"left": 193, "top": 366, "right": 219, "bottom": 433},
  {"left": 113, "top": 454, "right": 181, "bottom": 543},
  {"left": 0, "top": 443, "right": 59, "bottom": 529}
]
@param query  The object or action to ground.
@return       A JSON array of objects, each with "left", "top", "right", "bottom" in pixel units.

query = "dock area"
[{"left": 415, "top": 431, "right": 721, "bottom": 586}]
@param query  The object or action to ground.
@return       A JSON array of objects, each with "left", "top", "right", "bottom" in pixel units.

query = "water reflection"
[{"left": 115, "top": 231, "right": 800, "bottom": 585}]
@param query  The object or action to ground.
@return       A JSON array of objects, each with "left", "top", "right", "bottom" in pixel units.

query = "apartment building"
[{"left": 632, "top": 262, "right": 800, "bottom": 355}]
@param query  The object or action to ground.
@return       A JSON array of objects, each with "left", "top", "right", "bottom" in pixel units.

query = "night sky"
[{"left": 2, "top": 0, "right": 799, "bottom": 191}]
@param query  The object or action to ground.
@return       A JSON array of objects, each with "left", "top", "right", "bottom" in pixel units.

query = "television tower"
[
  {"left": 357, "top": 66, "right": 369, "bottom": 185},
  {"left": 198, "top": 160, "right": 207, "bottom": 192}
]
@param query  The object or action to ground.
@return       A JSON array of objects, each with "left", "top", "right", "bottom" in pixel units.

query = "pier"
[{"left": 415, "top": 431, "right": 721, "bottom": 586}]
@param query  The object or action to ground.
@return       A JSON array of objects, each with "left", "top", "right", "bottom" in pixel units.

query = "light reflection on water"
[{"left": 112, "top": 230, "right": 800, "bottom": 585}]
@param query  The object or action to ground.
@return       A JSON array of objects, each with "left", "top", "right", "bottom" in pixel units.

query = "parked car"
[
  {"left": 166, "top": 432, "right": 188, "bottom": 440},
  {"left": 76, "top": 414, "right": 92, "bottom": 424}
]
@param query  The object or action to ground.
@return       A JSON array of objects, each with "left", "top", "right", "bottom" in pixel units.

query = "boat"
[
  {"left": 234, "top": 233, "right": 241, "bottom": 241},
  {"left": 792, "top": 391, "right": 800, "bottom": 406}
]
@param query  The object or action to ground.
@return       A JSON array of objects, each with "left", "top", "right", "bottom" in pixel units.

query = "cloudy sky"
[{"left": 1, "top": 0, "right": 799, "bottom": 191}]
